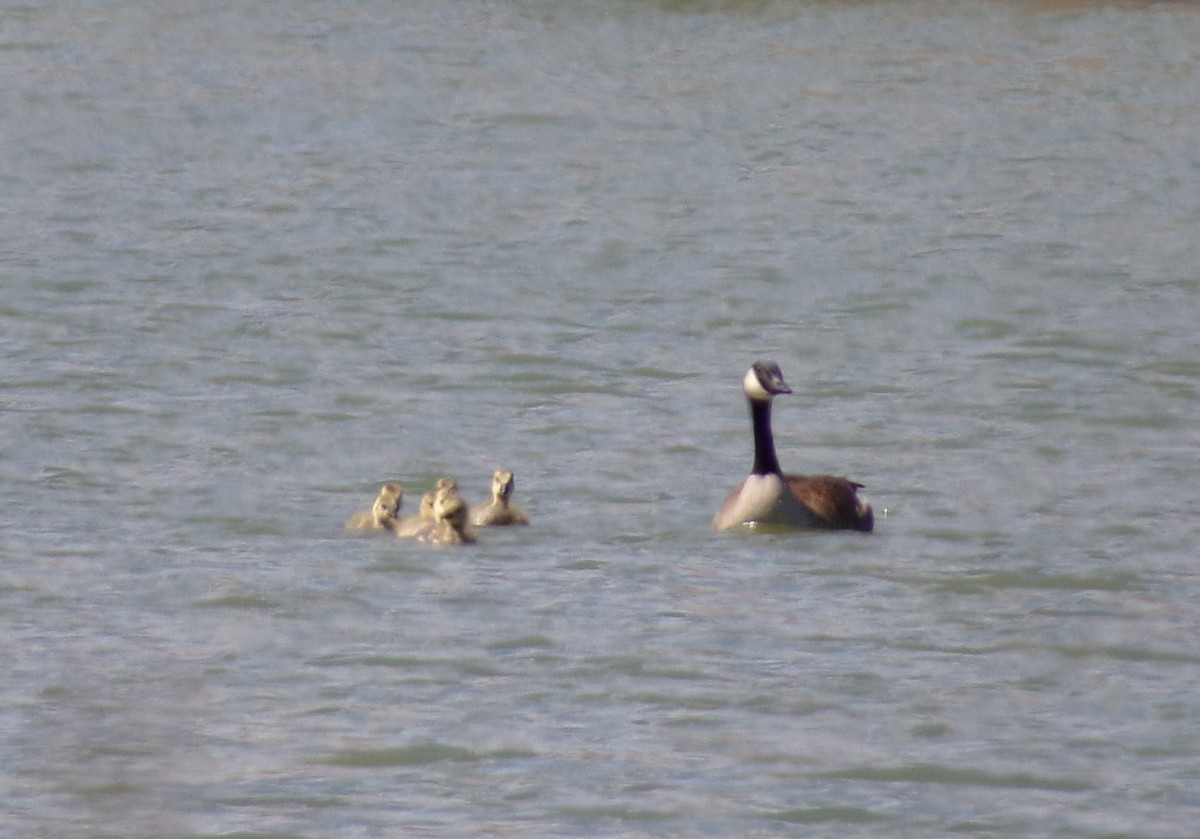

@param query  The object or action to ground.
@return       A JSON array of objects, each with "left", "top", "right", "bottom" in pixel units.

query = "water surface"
[{"left": 3, "top": 1, "right": 1199, "bottom": 836}]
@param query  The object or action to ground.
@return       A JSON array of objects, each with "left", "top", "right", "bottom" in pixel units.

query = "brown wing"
[{"left": 785, "top": 474, "right": 873, "bottom": 532}]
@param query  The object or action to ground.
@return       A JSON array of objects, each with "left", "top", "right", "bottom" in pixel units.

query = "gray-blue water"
[{"left": 3, "top": 1, "right": 1199, "bottom": 836}]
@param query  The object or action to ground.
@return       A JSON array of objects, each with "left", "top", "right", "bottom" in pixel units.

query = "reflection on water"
[{"left": 3, "top": 1, "right": 1199, "bottom": 836}]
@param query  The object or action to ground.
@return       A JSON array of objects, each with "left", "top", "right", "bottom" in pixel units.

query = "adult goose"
[{"left": 712, "top": 361, "right": 873, "bottom": 533}]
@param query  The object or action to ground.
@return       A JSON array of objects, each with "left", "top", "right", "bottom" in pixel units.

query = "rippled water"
[{"left": 3, "top": 1, "right": 1200, "bottom": 836}]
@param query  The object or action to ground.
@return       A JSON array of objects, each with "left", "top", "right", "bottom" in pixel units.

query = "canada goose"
[
  {"left": 394, "top": 477, "right": 456, "bottom": 538},
  {"left": 472, "top": 469, "right": 529, "bottom": 527},
  {"left": 712, "top": 361, "right": 873, "bottom": 533},
  {"left": 419, "top": 484, "right": 476, "bottom": 545},
  {"left": 345, "top": 483, "right": 403, "bottom": 531}
]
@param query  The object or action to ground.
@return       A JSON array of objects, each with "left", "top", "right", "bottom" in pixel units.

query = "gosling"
[
  {"left": 419, "top": 484, "right": 476, "bottom": 546},
  {"left": 472, "top": 469, "right": 529, "bottom": 527},
  {"left": 395, "top": 478, "right": 463, "bottom": 539},
  {"left": 345, "top": 483, "right": 403, "bottom": 532}
]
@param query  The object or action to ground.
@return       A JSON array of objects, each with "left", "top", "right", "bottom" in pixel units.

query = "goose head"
[
  {"left": 491, "top": 469, "right": 515, "bottom": 503},
  {"left": 743, "top": 360, "right": 792, "bottom": 401},
  {"left": 433, "top": 485, "right": 469, "bottom": 529},
  {"left": 373, "top": 483, "right": 403, "bottom": 520},
  {"left": 416, "top": 491, "right": 436, "bottom": 520},
  {"left": 418, "top": 478, "right": 458, "bottom": 519}
]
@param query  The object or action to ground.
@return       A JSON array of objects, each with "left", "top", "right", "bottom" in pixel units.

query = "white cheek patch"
[{"left": 743, "top": 368, "right": 772, "bottom": 401}]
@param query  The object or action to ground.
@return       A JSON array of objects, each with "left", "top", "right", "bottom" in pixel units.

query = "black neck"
[{"left": 749, "top": 397, "right": 782, "bottom": 475}]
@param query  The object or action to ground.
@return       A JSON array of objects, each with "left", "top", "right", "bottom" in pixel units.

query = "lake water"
[{"left": 3, "top": 1, "right": 1199, "bottom": 836}]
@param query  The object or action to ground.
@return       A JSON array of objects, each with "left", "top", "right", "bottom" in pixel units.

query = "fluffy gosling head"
[
  {"left": 433, "top": 485, "right": 468, "bottom": 527},
  {"left": 374, "top": 483, "right": 403, "bottom": 521},
  {"left": 491, "top": 469, "right": 515, "bottom": 503},
  {"left": 416, "top": 491, "right": 436, "bottom": 520}
]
